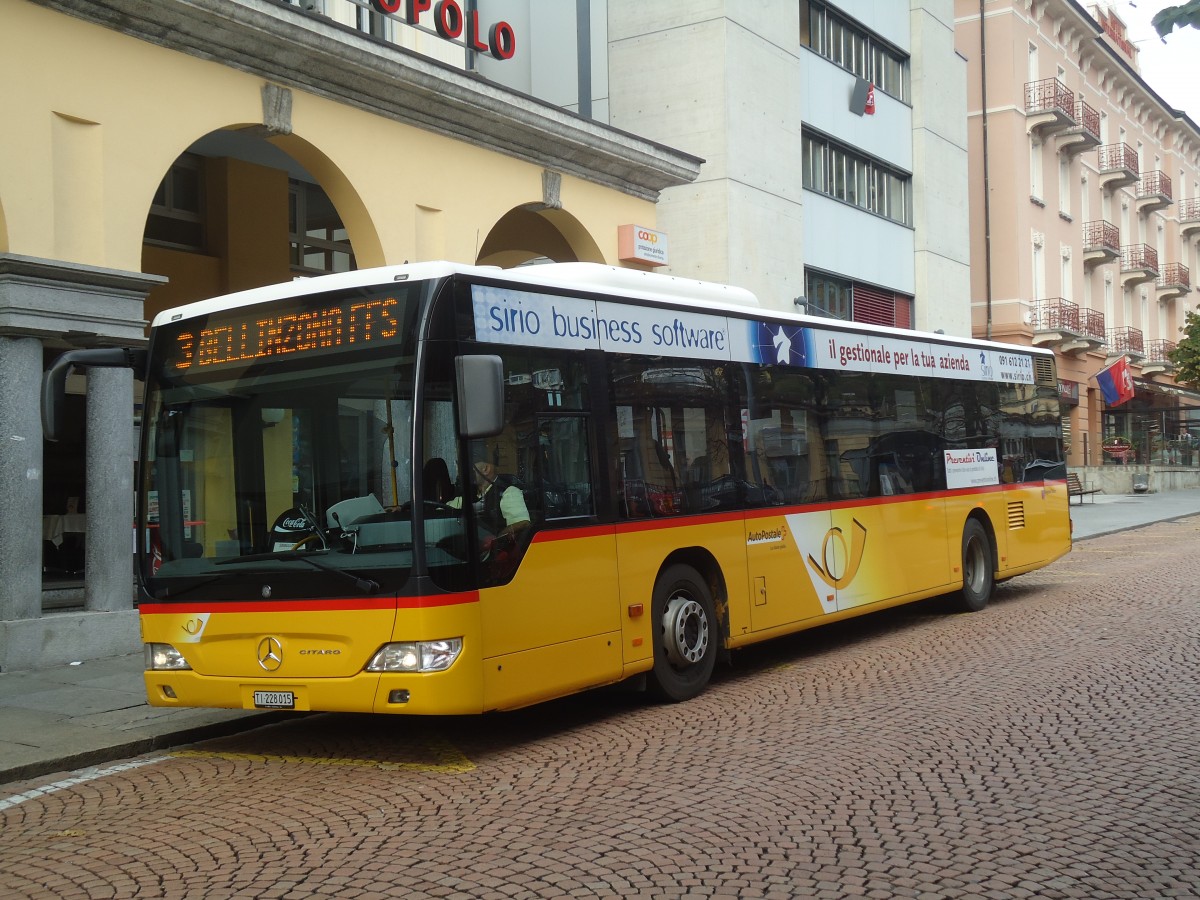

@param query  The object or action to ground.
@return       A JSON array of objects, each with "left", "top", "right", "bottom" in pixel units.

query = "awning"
[{"left": 1133, "top": 378, "right": 1200, "bottom": 406}]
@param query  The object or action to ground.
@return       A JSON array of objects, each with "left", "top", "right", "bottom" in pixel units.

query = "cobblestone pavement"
[{"left": 2, "top": 518, "right": 1199, "bottom": 899}]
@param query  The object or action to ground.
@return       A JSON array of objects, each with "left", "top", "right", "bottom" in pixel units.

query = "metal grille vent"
[
  {"left": 1035, "top": 357, "right": 1056, "bottom": 385},
  {"left": 1007, "top": 501, "right": 1026, "bottom": 530}
]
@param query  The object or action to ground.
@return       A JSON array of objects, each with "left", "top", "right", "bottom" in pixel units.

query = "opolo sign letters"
[{"left": 368, "top": 0, "right": 516, "bottom": 60}]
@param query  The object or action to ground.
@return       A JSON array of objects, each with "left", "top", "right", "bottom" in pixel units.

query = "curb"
[{"left": 0, "top": 712, "right": 290, "bottom": 786}]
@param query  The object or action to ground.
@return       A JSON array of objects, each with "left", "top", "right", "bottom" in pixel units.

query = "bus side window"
[
  {"left": 537, "top": 415, "right": 593, "bottom": 519},
  {"left": 616, "top": 405, "right": 681, "bottom": 518}
]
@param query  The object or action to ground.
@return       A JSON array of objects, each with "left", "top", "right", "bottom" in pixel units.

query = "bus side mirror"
[
  {"left": 456, "top": 354, "right": 504, "bottom": 438},
  {"left": 41, "top": 348, "right": 146, "bottom": 442}
]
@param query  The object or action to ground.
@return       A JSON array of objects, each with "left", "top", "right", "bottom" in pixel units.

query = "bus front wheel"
[
  {"left": 648, "top": 564, "right": 718, "bottom": 702},
  {"left": 955, "top": 518, "right": 994, "bottom": 613}
]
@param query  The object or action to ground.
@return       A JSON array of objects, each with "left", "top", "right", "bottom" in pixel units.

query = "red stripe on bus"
[
  {"left": 531, "top": 524, "right": 617, "bottom": 542},
  {"left": 139, "top": 592, "right": 479, "bottom": 615},
  {"left": 531, "top": 481, "right": 1062, "bottom": 536}
]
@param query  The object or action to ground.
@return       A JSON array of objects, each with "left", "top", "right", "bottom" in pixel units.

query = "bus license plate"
[{"left": 252, "top": 690, "right": 295, "bottom": 709}]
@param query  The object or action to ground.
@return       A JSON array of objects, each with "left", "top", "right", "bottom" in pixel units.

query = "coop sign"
[
  {"left": 368, "top": 0, "right": 516, "bottom": 60},
  {"left": 617, "top": 224, "right": 669, "bottom": 267}
]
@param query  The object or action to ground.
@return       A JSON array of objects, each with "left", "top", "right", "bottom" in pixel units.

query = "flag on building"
[
  {"left": 864, "top": 84, "right": 876, "bottom": 115},
  {"left": 1096, "top": 356, "right": 1136, "bottom": 406}
]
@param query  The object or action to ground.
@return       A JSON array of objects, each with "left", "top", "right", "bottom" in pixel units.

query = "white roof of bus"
[
  {"left": 149, "top": 261, "right": 1051, "bottom": 358},
  {"left": 149, "top": 261, "right": 763, "bottom": 328}
]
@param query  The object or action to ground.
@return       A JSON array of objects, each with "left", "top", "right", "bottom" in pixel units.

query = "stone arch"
[
  {"left": 268, "top": 132, "right": 384, "bottom": 268},
  {"left": 139, "top": 127, "right": 383, "bottom": 321},
  {"left": 476, "top": 206, "right": 604, "bottom": 267}
]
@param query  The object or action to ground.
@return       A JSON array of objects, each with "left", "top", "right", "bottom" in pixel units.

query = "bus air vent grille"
[
  {"left": 1007, "top": 501, "right": 1026, "bottom": 530},
  {"left": 1034, "top": 358, "right": 1056, "bottom": 385}
]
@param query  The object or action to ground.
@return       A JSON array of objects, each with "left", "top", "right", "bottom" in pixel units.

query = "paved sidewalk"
[
  {"left": 4, "top": 487, "right": 1200, "bottom": 786},
  {"left": 1068, "top": 485, "right": 1200, "bottom": 539}
]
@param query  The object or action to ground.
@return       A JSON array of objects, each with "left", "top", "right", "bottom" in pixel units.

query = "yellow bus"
[{"left": 44, "top": 262, "right": 1072, "bottom": 713}]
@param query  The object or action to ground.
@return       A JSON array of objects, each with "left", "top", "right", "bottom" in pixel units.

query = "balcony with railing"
[
  {"left": 1032, "top": 297, "right": 1100, "bottom": 354},
  {"left": 1097, "top": 7, "right": 1137, "bottom": 59},
  {"left": 1079, "top": 308, "right": 1106, "bottom": 343},
  {"left": 1120, "top": 243, "right": 1159, "bottom": 287},
  {"left": 1182, "top": 198, "right": 1200, "bottom": 238},
  {"left": 1024, "top": 78, "right": 1075, "bottom": 135},
  {"left": 1057, "top": 97, "right": 1101, "bottom": 155},
  {"left": 1098, "top": 142, "right": 1139, "bottom": 191},
  {"left": 1083, "top": 220, "right": 1120, "bottom": 269},
  {"left": 1106, "top": 326, "right": 1145, "bottom": 359},
  {"left": 1136, "top": 170, "right": 1173, "bottom": 214},
  {"left": 1156, "top": 262, "right": 1191, "bottom": 302},
  {"left": 1143, "top": 339, "right": 1178, "bottom": 375}
]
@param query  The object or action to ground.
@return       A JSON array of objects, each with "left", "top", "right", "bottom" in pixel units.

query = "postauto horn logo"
[{"left": 807, "top": 519, "right": 868, "bottom": 590}]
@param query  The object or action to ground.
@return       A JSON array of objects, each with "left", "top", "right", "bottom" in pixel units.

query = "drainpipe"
[
  {"left": 577, "top": 0, "right": 592, "bottom": 119},
  {"left": 980, "top": 0, "right": 994, "bottom": 341}
]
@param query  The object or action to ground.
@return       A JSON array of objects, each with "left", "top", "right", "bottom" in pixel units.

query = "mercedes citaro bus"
[{"left": 42, "top": 262, "right": 1071, "bottom": 714}]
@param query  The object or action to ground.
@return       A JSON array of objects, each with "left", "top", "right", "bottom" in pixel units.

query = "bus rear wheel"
[
  {"left": 648, "top": 564, "right": 718, "bottom": 702},
  {"left": 955, "top": 518, "right": 994, "bottom": 613}
]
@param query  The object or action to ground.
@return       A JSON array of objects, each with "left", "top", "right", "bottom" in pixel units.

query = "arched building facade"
[{"left": 0, "top": 0, "right": 700, "bottom": 670}]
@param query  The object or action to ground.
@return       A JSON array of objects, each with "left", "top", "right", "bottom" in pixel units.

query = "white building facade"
[{"left": 478, "top": 0, "right": 972, "bottom": 334}]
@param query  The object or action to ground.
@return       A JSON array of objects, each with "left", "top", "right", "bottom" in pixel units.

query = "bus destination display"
[{"left": 166, "top": 295, "right": 404, "bottom": 372}]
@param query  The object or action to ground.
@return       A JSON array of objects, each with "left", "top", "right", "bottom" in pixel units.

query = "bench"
[{"left": 1067, "top": 473, "right": 1101, "bottom": 504}]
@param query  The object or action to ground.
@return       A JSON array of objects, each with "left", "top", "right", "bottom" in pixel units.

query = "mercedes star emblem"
[{"left": 257, "top": 636, "right": 283, "bottom": 672}]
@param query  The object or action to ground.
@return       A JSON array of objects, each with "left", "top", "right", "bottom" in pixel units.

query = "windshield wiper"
[
  {"left": 217, "top": 551, "right": 380, "bottom": 594},
  {"left": 147, "top": 574, "right": 223, "bottom": 602}
]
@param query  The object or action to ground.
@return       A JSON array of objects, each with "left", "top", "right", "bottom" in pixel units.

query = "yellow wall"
[{"left": 1, "top": 2, "right": 657, "bottom": 292}]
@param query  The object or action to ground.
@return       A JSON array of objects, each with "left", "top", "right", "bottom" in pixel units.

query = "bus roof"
[
  {"left": 148, "top": 260, "right": 760, "bottom": 330},
  {"left": 149, "top": 261, "right": 1052, "bottom": 359}
]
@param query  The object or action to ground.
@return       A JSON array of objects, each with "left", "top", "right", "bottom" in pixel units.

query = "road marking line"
[
  {"left": 0, "top": 756, "right": 166, "bottom": 813},
  {"left": 170, "top": 735, "right": 474, "bottom": 773}
]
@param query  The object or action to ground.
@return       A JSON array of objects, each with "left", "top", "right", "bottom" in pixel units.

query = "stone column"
[
  {"left": 85, "top": 365, "right": 135, "bottom": 612},
  {"left": 0, "top": 335, "right": 44, "bottom": 623},
  {"left": 0, "top": 254, "right": 163, "bottom": 670}
]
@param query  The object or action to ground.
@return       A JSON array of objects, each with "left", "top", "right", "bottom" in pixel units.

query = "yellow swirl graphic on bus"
[{"left": 807, "top": 519, "right": 868, "bottom": 590}]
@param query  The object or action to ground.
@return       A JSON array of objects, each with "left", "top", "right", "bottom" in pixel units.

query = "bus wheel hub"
[{"left": 663, "top": 596, "right": 708, "bottom": 666}]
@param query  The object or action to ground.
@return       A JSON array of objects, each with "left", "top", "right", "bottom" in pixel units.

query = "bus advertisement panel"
[{"left": 470, "top": 284, "right": 1036, "bottom": 384}]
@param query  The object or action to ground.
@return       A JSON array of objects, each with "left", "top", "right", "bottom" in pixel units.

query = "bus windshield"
[{"left": 137, "top": 280, "right": 468, "bottom": 599}]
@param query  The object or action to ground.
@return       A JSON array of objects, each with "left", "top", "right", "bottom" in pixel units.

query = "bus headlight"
[
  {"left": 366, "top": 639, "right": 463, "bottom": 673},
  {"left": 145, "top": 643, "right": 192, "bottom": 671}
]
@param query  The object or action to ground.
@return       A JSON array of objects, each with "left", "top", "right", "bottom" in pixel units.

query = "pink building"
[{"left": 955, "top": 0, "right": 1200, "bottom": 486}]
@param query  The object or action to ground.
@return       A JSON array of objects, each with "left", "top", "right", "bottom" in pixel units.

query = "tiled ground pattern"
[{"left": 2, "top": 519, "right": 1199, "bottom": 899}]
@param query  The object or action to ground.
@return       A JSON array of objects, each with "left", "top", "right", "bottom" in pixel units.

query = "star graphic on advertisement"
[{"left": 772, "top": 327, "right": 792, "bottom": 364}]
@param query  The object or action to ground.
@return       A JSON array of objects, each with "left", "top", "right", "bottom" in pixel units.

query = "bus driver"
[{"left": 449, "top": 444, "right": 530, "bottom": 538}]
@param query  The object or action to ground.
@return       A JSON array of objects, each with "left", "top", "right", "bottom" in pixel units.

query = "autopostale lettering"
[{"left": 173, "top": 297, "right": 400, "bottom": 370}]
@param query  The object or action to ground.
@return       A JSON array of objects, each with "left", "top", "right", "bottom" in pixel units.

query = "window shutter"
[{"left": 852, "top": 285, "right": 895, "bottom": 327}]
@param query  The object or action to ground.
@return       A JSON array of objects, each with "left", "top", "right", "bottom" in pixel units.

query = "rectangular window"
[
  {"left": 289, "top": 180, "right": 356, "bottom": 276},
  {"left": 805, "top": 269, "right": 914, "bottom": 330},
  {"left": 802, "top": 134, "right": 827, "bottom": 193},
  {"left": 1058, "top": 154, "right": 1070, "bottom": 215},
  {"left": 1030, "top": 137, "right": 1043, "bottom": 200},
  {"left": 801, "top": 131, "right": 912, "bottom": 226},
  {"left": 357, "top": 6, "right": 390, "bottom": 39},
  {"left": 610, "top": 359, "right": 748, "bottom": 518},
  {"left": 145, "top": 153, "right": 205, "bottom": 251},
  {"left": 800, "top": 0, "right": 910, "bottom": 103}
]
